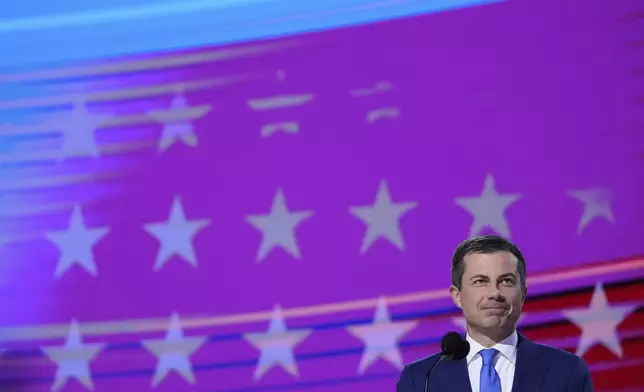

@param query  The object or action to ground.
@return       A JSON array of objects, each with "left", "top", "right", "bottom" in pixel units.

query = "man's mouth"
[{"left": 482, "top": 306, "right": 508, "bottom": 311}]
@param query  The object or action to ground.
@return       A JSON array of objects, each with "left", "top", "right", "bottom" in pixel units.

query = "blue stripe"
[
  {"left": 0, "top": 0, "right": 503, "bottom": 71},
  {"left": 0, "top": 338, "right": 432, "bottom": 385}
]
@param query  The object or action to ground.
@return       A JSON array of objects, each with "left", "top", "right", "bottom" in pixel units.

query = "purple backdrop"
[{"left": 0, "top": 0, "right": 643, "bottom": 390}]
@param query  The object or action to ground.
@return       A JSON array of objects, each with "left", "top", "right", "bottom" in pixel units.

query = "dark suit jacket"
[{"left": 397, "top": 333, "right": 593, "bottom": 392}]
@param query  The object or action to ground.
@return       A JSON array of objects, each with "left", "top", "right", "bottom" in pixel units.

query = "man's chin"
[{"left": 480, "top": 318, "right": 507, "bottom": 329}]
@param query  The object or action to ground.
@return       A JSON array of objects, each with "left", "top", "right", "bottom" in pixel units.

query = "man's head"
[{"left": 449, "top": 235, "right": 527, "bottom": 343}]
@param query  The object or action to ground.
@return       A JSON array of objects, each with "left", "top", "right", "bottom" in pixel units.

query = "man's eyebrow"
[
  {"left": 470, "top": 274, "right": 489, "bottom": 281},
  {"left": 498, "top": 273, "right": 517, "bottom": 279}
]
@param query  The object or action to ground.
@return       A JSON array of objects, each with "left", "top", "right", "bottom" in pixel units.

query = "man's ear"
[
  {"left": 449, "top": 285, "right": 462, "bottom": 309},
  {"left": 522, "top": 285, "right": 528, "bottom": 304}
]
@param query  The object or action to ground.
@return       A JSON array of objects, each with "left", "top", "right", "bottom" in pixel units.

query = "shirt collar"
[{"left": 465, "top": 330, "right": 518, "bottom": 364}]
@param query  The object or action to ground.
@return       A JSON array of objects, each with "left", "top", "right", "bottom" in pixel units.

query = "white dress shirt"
[{"left": 466, "top": 330, "right": 518, "bottom": 392}]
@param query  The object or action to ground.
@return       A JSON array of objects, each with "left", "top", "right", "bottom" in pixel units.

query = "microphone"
[{"left": 424, "top": 331, "right": 470, "bottom": 392}]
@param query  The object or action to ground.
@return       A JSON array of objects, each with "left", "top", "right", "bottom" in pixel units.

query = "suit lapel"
[
  {"left": 511, "top": 333, "right": 550, "bottom": 392},
  {"left": 429, "top": 357, "right": 472, "bottom": 392}
]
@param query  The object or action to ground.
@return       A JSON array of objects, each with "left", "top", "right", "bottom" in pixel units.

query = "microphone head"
[{"left": 440, "top": 331, "right": 470, "bottom": 360}]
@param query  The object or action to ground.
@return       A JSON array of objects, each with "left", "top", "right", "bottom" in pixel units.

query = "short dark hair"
[{"left": 451, "top": 235, "right": 526, "bottom": 290}]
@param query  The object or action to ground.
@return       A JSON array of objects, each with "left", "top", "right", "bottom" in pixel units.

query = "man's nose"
[{"left": 488, "top": 289, "right": 504, "bottom": 300}]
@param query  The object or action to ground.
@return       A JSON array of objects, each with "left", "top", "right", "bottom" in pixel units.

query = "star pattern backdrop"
[{"left": 1, "top": 0, "right": 644, "bottom": 391}]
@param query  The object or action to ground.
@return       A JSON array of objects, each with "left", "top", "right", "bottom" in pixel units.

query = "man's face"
[{"left": 450, "top": 251, "right": 526, "bottom": 334}]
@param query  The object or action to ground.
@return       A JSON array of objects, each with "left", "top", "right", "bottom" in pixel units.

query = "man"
[{"left": 397, "top": 235, "right": 593, "bottom": 392}]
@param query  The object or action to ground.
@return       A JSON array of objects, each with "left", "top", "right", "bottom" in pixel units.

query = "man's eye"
[{"left": 502, "top": 278, "right": 515, "bottom": 285}]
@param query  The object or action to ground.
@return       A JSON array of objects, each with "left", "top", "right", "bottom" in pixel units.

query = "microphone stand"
[
  {"left": 425, "top": 332, "right": 469, "bottom": 392},
  {"left": 424, "top": 355, "right": 447, "bottom": 392}
]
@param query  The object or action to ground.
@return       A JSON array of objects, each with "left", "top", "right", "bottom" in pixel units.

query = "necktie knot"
[{"left": 479, "top": 348, "right": 498, "bottom": 366}]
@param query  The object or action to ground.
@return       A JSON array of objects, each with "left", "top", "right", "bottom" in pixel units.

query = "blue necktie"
[{"left": 479, "top": 348, "right": 502, "bottom": 392}]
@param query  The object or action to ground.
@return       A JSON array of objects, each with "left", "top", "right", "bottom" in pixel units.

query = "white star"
[
  {"left": 142, "top": 313, "right": 206, "bottom": 388},
  {"left": 567, "top": 187, "right": 615, "bottom": 234},
  {"left": 45, "top": 204, "right": 109, "bottom": 278},
  {"left": 260, "top": 121, "right": 299, "bottom": 138},
  {"left": 245, "top": 188, "right": 313, "bottom": 262},
  {"left": 41, "top": 319, "right": 104, "bottom": 391},
  {"left": 149, "top": 94, "right": 200, "bottom": 152},
  {"left": 562, "top": 283, "right": 636, "bottom": 358},
  {"left": 144, "top": 197, "right": 210, "bottom": 271},
  {"left": 243, "top": 305, "right": 311, "bottom": 380},
  {"left": 346, "top": 297, "right": 418, "bottom": 374},
  {"left": 55, "top": 100, "right": 107, "bottom": 160},
  {"left": 454, "top": 174, "right": 522, "bottom": 238},
  {"left": 349, "top": 180, "right": 417, "bottom": 254}
]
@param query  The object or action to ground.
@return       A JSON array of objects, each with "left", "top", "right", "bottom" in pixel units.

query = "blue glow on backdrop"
[{"left": 0, "top": 0, "right": 501, "bottom": 70}]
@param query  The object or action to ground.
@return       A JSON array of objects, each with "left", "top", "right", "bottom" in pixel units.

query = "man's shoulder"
[
  {"left": 530, "top": 339, "right": 584, "bottom": 365},
  {"left": 397, "top": 352, "right": 443, "bottom": 392},
  {"left": 524, "top": 337, "right": 592, "bottom": 379},
  {"left": 401, "top": 351, "right": 442, "bottom": 374},
  {"left": 525, "top": 338, "right": 593, "bottom": 389}
]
